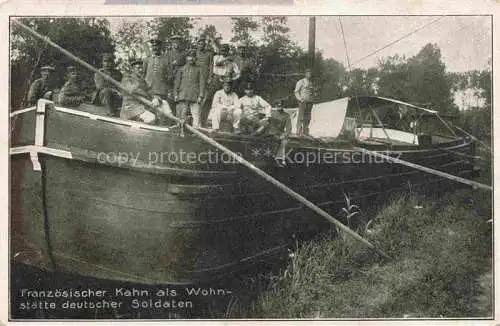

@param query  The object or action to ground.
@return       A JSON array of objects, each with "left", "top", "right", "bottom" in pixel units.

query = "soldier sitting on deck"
[
  {"left": 93, "top": 53, "right": 123, "bottom": 116},
  {"left": 120, "top": 58, "right": 173, "bottom": 124},
  {"left": 267, "top": 100, "right": 292, "bottom": 166},
  {"left": 208, "top": 79, "right": 239, "bottom": 132},
  {"left": 27, "top": 65, "right": 58, "bottom": 106},
  {"left": 57, "top": 66, "right": 87, "bottom": 108},
  {"left": 233, "top": 82, "right": 272, "bottom": 136}
]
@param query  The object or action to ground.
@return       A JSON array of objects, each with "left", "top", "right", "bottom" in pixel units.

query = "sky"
[{"left": 108, "top": 15, "right": 492, "bottom": 73}]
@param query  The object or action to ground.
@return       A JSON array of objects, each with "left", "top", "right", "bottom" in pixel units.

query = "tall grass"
[{"left": 229, "top": 189, "right": 492, "bottom": 318}]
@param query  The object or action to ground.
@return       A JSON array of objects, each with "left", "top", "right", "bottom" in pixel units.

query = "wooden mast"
[{"left": 308, "top": 16, "right": 316, "bottom": 69}]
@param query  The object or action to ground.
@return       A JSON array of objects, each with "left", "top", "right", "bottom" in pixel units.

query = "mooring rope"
[{"left": 354, "top": 147, "right": 492, "bottom": 191}]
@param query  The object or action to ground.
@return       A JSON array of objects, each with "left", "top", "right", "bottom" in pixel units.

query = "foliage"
[
  {"left": 377, "top": 44, "right": 457, "bottom": 114},
  {"left": 229, "top": 190, "right": 492, "bottom": 318},
  {"left": 10, "top": 17, "right": 114, "bottom": 109},
  {"left": 112, "top": 19, "right": 150, "bottom": 71},
  {"left": 197, "top": 24, "right": 219, "bottom": 40},
  {"left": 314, "top": 56, "right": 346, "bottom": 103},
  {"left": 252, "top": 17, "right": 305, "bottom": 104},
  {"left": 146, "top": 17, "right": 199, "bottom": 50},
  {"left": 230, "top": 17, "right": 258, "bottom": 47},
  {"left": 449, "top": 63, "right": 491, "bottom": 146}
]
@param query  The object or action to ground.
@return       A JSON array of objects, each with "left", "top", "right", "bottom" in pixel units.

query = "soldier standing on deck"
[
  {"left": 234, "top": 44, "right": 255, "bottom": 96},
  {"left": 93, "top": 53, "right": 122, "bottom": 116},
  {"left": 144, "top": 38, "right": 172, "bottom": 121},
  {"left": 294, "top": 68, "right": 315, "bottom": 136},
  {"left": 195, "top": 37, "right": 214, "bottom": 126},
  {"left": 167, "top": 35, "right": 186, "bottom": 83},
  {"left": 174, "top": 50, "right": 205, "bottom": 128},
  {"left": 27, "top": 65, "right": 57, "bottom": 106}
]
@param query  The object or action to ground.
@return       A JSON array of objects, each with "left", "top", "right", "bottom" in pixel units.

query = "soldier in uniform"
[
  {"left": 294, "top": 68, "right": 315, "bottom": 136},
  {"left": 234, "top": 44, "right": 255, "bottom": 96},
  {"left": 57, "top": 66, "right": 87, "bottom": 108},
  {"left": 27, "top": 65, "right": 57, "bottom": 106},
  {"left": 212, "top": 44, "right": 240, "bottom": 87},
  {"left": 209, "top": 79, "right": 239, "bottom": 131},
  {"left": 143, "top": 38, "right": 173, "bottom": 122},
  {"left": 93, "top": 53, "right": 122, "bottom": 116},
  {"left": 174, "top": 50, "right": 205, "bottom": 128},
  {"left": 120, "top": 59, "right": 173, "bottom": 124},
  {"left": 144, "top": 39, "right": 171, "bottom": 99},
  {"left": 233, "top": 82, "right": 272, "bottom": 135},
  {"left": 167, "top": 35, "right": 186, "bottom": 83},
  {"left": 195, "top": 37, "right": 214, "bottom": 126},
  {"left": 268, "top": 100, "right": 292, "bottom": 166}
]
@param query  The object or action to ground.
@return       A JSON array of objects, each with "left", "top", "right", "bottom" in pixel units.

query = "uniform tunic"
[
  {"left": 294, "top": 77, "right": 314, "bottom": 103},
  {"left": 196, "top": 49, "right": 213, "bottom": 85},
  {"left": 174, "top": 64, "right": 205, "bottom": 102},
  {"left": 213, "top": 55, "right": 240, "bottom": 82},
  {"left": 27, "top": 77, "right": 57, "bottom": 106},
  {"left": 57, "top": 80, "right": 85, "bottom": 108},
  {"left": 268, "top": 110, "right": 292, "bottom": 136},
  {"left": 167, "top": 49, "right": 186, "bottom": 83},
  {"left": 143, "top": 55, "right": 171, "bottom": 97},
  {"left": 238, "top": 95, "right": 272, "bottom": 118},
  {"left": 93, "top": 68, "right": 123, "bottom": 115},
  {"left": 120, "top": 71, "right": 153, "bottom": 120},
  {"left": 209, "top": 89, "right": 239, "bottom": 129}
]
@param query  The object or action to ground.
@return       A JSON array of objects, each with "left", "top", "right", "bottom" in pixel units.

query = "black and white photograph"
[{"left": 8, "top": 15, "right": 493, "bottom": 320}]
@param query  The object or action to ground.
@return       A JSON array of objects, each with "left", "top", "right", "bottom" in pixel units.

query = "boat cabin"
[{"left": 286, "top": 96, "right": 458, "bottom": 146}]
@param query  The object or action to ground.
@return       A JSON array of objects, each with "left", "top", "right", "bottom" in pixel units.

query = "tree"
[
  {"left": 406, "top": 43, "right": 456, "bottom": 113},
  {"left": 112, "top": 19, "right": 150, "bottom": 71},
  {"left": 343, "top": 68, "right": 378, "bottom": 97},
  {"left": 255, "top": 17, "right": 304, "bottom": 104},
  {"left": 377, "top": 55, "right": 410, "bottom": 100},
  {"left": 10, "top": 17, "right": 114, "bottom": 109},
  {"left": 230, "top": 17, "right": 258, "bottom": 47},
  {"left": 147, "top": 17, "right": 199, "bottom": 50},
  {"left": 197, "top": 24, "right": 218, "bottom": 41},
  {"left": 376, "top": 44, "right": 456, "bottom": 114}
]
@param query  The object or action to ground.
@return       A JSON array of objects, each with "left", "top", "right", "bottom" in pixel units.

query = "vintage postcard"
[{"left": 1, "top": 0, "right": 498, "bottom": 324}]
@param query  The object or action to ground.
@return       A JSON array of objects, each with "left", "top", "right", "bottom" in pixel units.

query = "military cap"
[
  {"left": 237, "top": 44, "right": 247, "bottom": 48},
  {"left": 170, "top": 35, "right": 182, "bottom": 40},
  {"left": 186, "top": 49, "right": 197, "bottom": 57},
  {"left": 196, "top": 36, "right": 206, "bottom": 43},
  {"left": 41, "top": 65, "right": 55, "bottom": 71},
  {"left": 66, "top": 66, "right": 77, "bottom": 73},
  {"left": 222, "top": 77, "right": 233, "bottom": 85},
  {"left": 129, "top": 58, "right": 143, "bottom": 66},
  {"left": 305, "top": 68, "right": 312, "bottom": 73}
]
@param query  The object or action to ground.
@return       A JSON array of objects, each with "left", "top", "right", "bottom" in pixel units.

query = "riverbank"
[{"left": 228, "top": 189, "right": 492, "bottom": 318}]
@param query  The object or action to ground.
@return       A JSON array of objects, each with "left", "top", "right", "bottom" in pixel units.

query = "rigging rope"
[{"left": 350, "top": 16, "right": 445, "bottom": 67}]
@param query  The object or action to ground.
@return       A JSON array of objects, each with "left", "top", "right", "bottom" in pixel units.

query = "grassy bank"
[{"left": 228, "top": 189, "right": 492, "bottom": 318}]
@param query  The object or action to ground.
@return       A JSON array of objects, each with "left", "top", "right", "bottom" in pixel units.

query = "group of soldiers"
[{"left": 27, "top": 35, "right": 316, "bottom": 144}]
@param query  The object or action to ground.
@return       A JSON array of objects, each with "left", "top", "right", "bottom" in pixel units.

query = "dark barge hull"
[{"left": 10, "top": 102, "right": 477, "bottom": 284}]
